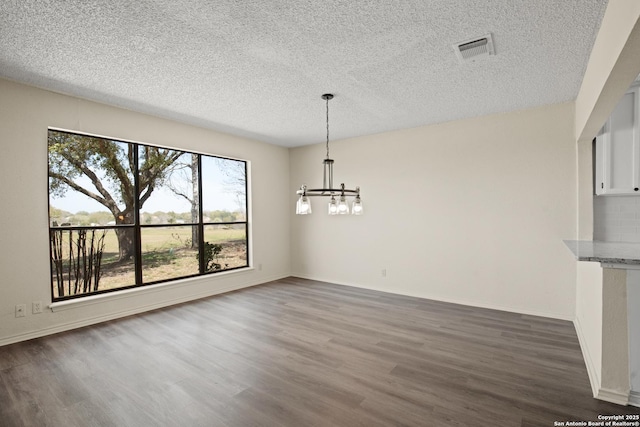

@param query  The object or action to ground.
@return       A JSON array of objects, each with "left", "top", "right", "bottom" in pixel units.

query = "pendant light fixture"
[{"left": 296, "top": 94, "right": 363, "bottom": 215}]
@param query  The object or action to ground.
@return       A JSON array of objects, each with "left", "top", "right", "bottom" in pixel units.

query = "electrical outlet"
[
  {"left": 15, "top": 304, "right": 26, "bottom": 318},
  {"left": 382, "top": 268, "right": 387, "bottom": 277},
  {"left": 32, "top": 301, "right": 42, "bottom": 314},
  {"left": 258, "top": 263, "right": 263, "bottom": 271}
]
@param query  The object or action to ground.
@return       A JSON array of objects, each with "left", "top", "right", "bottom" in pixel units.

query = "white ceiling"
[{"left": 0, "top": 1, "right": 608, "bottom": 147}]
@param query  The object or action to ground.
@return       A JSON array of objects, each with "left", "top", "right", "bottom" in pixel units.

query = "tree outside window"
[{"left": 48, "top": 129, "right": 249, "bottom": 301}]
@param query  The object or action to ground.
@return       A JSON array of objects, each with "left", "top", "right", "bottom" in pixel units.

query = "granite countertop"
[{"left": 564, "top": 240, "right": 640, "bottom": 265}]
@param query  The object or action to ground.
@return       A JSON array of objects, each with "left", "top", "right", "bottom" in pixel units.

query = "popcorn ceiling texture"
[{"left": 0, "top": 0, "right": 608, "bottom": 147}]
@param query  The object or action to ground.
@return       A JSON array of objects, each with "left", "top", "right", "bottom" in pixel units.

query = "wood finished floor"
[{"left": 0, "top": 277, "right": 637, "bottom": 427}]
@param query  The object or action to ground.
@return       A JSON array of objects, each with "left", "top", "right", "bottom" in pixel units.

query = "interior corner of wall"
[{"left": 574, "top": 315, "right": 601, "bottom": 397}]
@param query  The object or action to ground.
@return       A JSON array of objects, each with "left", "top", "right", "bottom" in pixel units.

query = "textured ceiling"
[{"left": 0, "top": 1, "right": 608, "bottom": 147}]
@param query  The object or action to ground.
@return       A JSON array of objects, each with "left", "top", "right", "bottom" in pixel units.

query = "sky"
[{"left": 50, "top": 154, "right": 245, "bottom": 214}]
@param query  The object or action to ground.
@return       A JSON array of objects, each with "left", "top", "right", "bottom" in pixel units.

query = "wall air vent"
[{"left": 453, "top": 33, "right": 495, "bottom": 63}]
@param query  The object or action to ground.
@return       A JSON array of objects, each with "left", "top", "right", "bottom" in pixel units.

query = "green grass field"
[
  {"left": 51, "top": 225, "right": 247, "bottom": 298},
  {"left": 96, "top": 225, "right": 245, "bottom": 253}
]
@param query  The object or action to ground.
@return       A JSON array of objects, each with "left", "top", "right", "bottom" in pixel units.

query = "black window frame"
[{"left": 48, "top": 128, "right": 250, "bottom": 302}]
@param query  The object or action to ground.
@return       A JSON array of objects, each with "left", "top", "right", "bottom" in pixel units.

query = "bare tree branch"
[
  {"left": 58, "top": 153, "right": 121, "bottom": 211},
  {"left": 49, "top": 172, "right": 119, "bottom": 212}
]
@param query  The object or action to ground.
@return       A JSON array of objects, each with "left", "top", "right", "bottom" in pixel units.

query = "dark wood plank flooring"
[{"left": 0, "top": 277, "right": 637, "bottom": 426}]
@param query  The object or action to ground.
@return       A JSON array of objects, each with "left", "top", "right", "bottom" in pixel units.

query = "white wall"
[
  {"left": 0, "top": 78, "right": 291, "bottom": 345},
  {"left": 575, "top": 0, "right": 640, "bottom": 143},
  {"left": 574, "top": 1, "right": 640, "bottom": 401},
  {"left": 574, "top": 137, "right": 604, "bottom": 396},
  {"left": 601, "top": 268, "right": 630, "bottom": 401},
  {"left": 575, "top": 262, "right": 603, "bottom": 395},
  {"left": 628, "top": 270, "right": 640, "bottom": 403},
  {"left": 291, "top": 102, "right": 577, "bottom": 319}
]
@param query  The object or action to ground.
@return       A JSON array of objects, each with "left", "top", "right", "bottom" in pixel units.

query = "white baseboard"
[
  {"left": 0, "top": 272, "right": 288, "bottom": 347},
  {"left": 290, "top": 274, "right": 573, "bottom": 320},
  {"left": 573, "top": 316, "right": 601, "bottom": 398},
  {"left": 629, "top": 390, "right": 640, "bottom": 408},
  {"left": 562, "top": 318, "right": 630, "bottom": 406},
  {"left": 596, "top": 388, "right": 630, "bottom": 406}
]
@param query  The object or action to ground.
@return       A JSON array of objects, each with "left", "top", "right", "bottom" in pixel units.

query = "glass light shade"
[
  {"left": 337, "top": 195, "right": 349, "bottom": 215},
  {"left": 296, "top": 195, "right": 312, "bottom": 215},
  {"left": 352, "top": 196, "right": 363, "bottom": 215},
  {"left": 328, "top": 196, "right": 338, "bottom": 215}
]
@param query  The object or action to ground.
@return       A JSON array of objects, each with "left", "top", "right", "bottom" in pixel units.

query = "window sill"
[{"left": 48, "top": 266, "right": 254, "bottom": 312}]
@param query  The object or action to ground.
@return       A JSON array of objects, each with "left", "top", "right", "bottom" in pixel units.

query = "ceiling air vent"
[{"left": 453, "top": 33, "right": 495, "bottom": 63}]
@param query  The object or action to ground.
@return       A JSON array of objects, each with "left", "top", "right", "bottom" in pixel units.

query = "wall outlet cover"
[
  {"left": 15, "top": 304, "right": 26, "bottom": 318},
  {"left": 32, "top": 301, "right": 42, "bottom": 314}
]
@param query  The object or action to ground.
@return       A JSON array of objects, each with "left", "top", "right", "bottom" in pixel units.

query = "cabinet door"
[{"left": 596, "top": 86, "right": 640, "bottom": 195}]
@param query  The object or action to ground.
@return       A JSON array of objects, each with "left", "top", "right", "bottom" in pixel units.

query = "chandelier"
[{"left": 296, "top": 94, "right": 363, "bottom": 215}]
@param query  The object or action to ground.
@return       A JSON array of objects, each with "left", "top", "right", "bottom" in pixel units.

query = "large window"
[{"left": 48, "top": 129, "right": 249, "bottom": 301}]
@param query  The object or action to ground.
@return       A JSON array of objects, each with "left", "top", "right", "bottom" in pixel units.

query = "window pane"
[
  {"left": 49, "top": 228, "right": 135, "bottom": 299},
  {"left": 141, "top": 226, "right": 199, "bottom": 283},
  {"left": 139, "top": 149, "right": 200, "bottom": 224},
  {"left": 49, "top": 129, "right": 250, "bottom": 301},
  {"left": 203, "top": 223, "right": 247, "bottom": 271},
  {"left": 48, "top": 130, "right": 135, "bottom": 227},
  {"left": 201, "top": 156, "right": 246, "bottom": 222}
]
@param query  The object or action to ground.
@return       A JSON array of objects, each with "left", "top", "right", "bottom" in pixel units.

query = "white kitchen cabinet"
[{"left": 595, "top": 84, "right": 640, "bottom": 195}]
